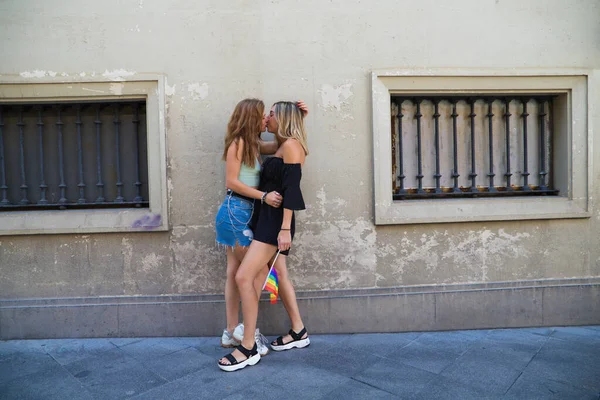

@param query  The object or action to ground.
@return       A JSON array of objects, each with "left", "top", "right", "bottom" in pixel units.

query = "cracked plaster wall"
[{"left": 1, "top": 0, "right": 599, "bottom": 299}]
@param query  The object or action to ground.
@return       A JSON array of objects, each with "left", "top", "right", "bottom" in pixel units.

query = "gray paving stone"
[
  {"left": 409, "top": 331, "right": 483, "bottom": 355},
  {"left": 521, "top": 327, "right": 556, "bottom": 336},
  {"left": 440, "top": 358, "right": 522, "bottom": 395},
  {"left": 353, "top": 358, "right": 438, "bottom": 397},
  {"left": 142, "top": 346, "right": 214, "bottom": 381},
  {"left": 64, "top": 348, "right": 134, "bottom": 375},
  {"left": 448, "top": 329, "right": 493, "bottom": 338},
  {"left": 321, "top": 378, "right": 399, "bottom": 400},
  {"left": 0, "top": 363, "right": 94, "bottom": 400},
  {"left": 415, "top": 375, "right": 494, "bottom": 400},
  {"left": 194, "top": 338, "right": 235, "bottom": 358},
  {"left": 457, "top": 340, "right": 539, "bottom": 371},
  {"left": 223, "top": 381, "right": 293, "bottom": 400},
  {"left": 167, "top": 336, "right": 211, "bottom": 348},
  {"left": 64, "top": 348, "right": 168, "bottom": 399},
  {"left": 0, "top": 339, "right": 47, "bottom": 358},
  {"left": 524, "top": 338, "right": 600, "bottom": 392},
  {"left": 505, "top": 370, "right": 599, "bottom": 399},
  {"left": 389, "top": 341, "right": 464, "bottom": 374},
  {"left": 119, "top": 337, "right": 190, "bottom": 362},
  {"left": 341, "top": 332, "right": 420, "bottom": 357},
  {"left": 583, "top": 325, "right": 600, "bottom": 332},
  {"left": 302, "top": 341, "right": 384, "bottom": 377},
  {"left": 264, "top": 363, "right": 352, "bottom": 398},
  {"left": 77, "top": 363, "right": 167, "bottom": 399},
  {"left": 304, "top": 334, "right": 351, "bottom": 348},
  {"left": 134, "top": 361, "right": 348, "bottom": 400},
  {"left": 541, "top": 337, "right": 600, "bottom": 363},
  {"left": 45, "top": 338, "right": 118, "bottom": 365},
  {"left": 484, "top": 328, "right": 549, "bottom": 351},
  {"left": 0, "top": 351, "right": 58, "bottom": 384},
  {"left": 551, "top": 327, "right": 600, "bottom": 343}
]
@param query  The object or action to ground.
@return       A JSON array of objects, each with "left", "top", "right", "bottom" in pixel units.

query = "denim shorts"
[{"left": 215, "top": 194, "right": 254, "bottom": 247}]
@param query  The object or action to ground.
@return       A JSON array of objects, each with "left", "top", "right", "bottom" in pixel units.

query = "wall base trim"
[{"left": 2, "top": 278, "right": 599, "bottom": 339}]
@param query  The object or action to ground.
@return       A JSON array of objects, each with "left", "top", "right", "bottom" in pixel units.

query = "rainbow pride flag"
[{"left": 263, "top": 250, "right": 280, "bottom": 304}]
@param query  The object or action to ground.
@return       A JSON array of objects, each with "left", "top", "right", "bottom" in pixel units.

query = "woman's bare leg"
[
  {"left": 233, "top": 246, "right": 266, "bottom": 299},
  {"left": 220, "top": 241, "right": 276, "bottom": 364},
  {"left": 224, "top": 247, "right": 241, "bottom": 333},
  {"left": 225, "top": 245, "right": 265, "bottom": 336},
  {"left": 274, "top": 255, "right": 307, "bottom": 342}
]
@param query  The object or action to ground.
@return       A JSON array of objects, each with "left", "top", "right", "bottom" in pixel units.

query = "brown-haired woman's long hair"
[
  {"left": 272, "top": 101, "right": 309, "bottom": 155},
  {"left": 222, "top": 98, "right": 264, "bottom": 168}
]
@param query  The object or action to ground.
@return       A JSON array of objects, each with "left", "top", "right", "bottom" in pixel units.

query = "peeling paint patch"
[
  {"left": 109, "top": 83, "right": 124, "bottom": 95},
  {"left": 165, "top": 79, "right": 176, "bottom": 96},
  {"left": 187, "top": 82, "right": 209, "bottom": 100},
  {"left": 20, "top": 70, "right": 58, "bottom": 78},
  {"left": 319, "top": 83, "right": 353, "bottom": 111},
  {"left": 315, "top": 186, "right": 347, "bottom": 218},
  {"left": 122, "top": 237, "right": 133, "bottom": 270},
  {"left": 170, "top": 238, "right": 222, "bottom": 293},
  {"left": 82, "top": 87, "right": 105, "bottom": 94},
  {"left": 102, "top": 69, "right": 136, "bottom": 81},
  {"left": 140, "top": 253, "right": 164, "bottom": 272},
  {"left": 294, "top": 217, "right": 377, "bottom": 288}
]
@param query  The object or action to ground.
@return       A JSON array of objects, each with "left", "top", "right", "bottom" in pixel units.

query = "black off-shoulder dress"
[{"left": 251, "top": 157, "right": 305, "bottom": 255}]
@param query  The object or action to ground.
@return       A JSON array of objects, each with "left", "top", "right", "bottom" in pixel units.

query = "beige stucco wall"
[{"left": 1, "top": 0, "right": 599, "bottom": 304}]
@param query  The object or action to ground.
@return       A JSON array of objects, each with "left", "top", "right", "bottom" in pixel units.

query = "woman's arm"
[
  {"left": 277, "top": 139, "right": 306, "bottom": 251},
  {"left": 225, "top": 139, "right": 281, "bottom": 206},
  {"left": 259, "top": 139, "right": 279, "bottom": 155}
]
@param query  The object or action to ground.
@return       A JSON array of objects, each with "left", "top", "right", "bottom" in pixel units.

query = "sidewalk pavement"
[{"left": 1, "top": 326, "right": 599, "bottom": 399}]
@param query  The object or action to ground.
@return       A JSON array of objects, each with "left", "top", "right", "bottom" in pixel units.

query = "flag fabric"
[{"left": 263, "top": 250, "right": 280, "bottom": 304}]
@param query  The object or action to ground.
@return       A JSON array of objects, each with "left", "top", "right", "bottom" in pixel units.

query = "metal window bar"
[
  {"left": 0, "top": 100, "right": 149, "bottom": 211},
  {"left": 391, "top": 95, "right": 559, "bottom": 200}
]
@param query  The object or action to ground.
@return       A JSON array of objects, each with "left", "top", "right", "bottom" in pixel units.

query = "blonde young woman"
[
  {"left": 217, "top": 99, "right": 308, "bottom": 357},
  {"left": 218, "top": 101, "right": 309, "bottom": 372}
]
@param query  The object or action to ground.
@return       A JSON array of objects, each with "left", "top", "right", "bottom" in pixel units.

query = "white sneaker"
[
  {"left": 255, "top": 329, "right": 270, "bottom": 357},
  {"left": 220, "top": 328, "right": 240, "bottom": 348},
  {"left": 233, "top": 324, "right": 269, "bottom": 356},
  {"left": 232, "top": 323, "right": 244, "bottom": 342}
]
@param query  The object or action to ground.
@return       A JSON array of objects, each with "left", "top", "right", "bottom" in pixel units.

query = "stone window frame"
[
  {"left": 0, "top": 75, "right": 169, "bottom": 235},
  {"left": 371, "top": 69, "right": 592, "bottom": 225}
]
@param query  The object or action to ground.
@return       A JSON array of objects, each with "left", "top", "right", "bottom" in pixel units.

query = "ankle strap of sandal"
[
  {"left": 236, "top": 342, "right": 257, "bottom": 357},
  {"left": 288, "top": 327, "right": 307, "bottom": 341}
]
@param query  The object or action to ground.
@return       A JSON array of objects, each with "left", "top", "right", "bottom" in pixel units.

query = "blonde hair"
[
  {"left": 272, "top": 101, "right": 309, "bottom": 155},
  {"left": 222, "top": 98, "right": 264, "bottom": 167}
]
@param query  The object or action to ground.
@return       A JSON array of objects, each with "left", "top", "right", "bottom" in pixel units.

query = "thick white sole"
[
  {"left": 218, "top": 353, "right": 261, "bottom": 372},
  {"left": 271, "top": 337, "right": 310, "bottom": 351}
]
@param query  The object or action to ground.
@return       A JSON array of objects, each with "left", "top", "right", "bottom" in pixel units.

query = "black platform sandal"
[
  {"left": 218, "top": 342, "right": 261, "bottom": 372},
  {"left": 270, "top": 327, "right": 310, "bottom": 351}
]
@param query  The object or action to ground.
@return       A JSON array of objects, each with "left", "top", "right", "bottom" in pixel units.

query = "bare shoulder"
[
  {"left": 227, "top": 137, "right": 243, "bottom": 159},
  {"left": 282, "top": 139, "right": 305, "bottom": 163}
]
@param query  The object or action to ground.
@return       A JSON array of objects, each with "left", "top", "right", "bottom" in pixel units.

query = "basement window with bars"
[
  {"left": 371, "top": 71, "right": 589, "bottom": 225},
  {"left": 0, "top": 101, "right": 148, "bottom": 211},
  {"left": 391, "top": 95, "right": 557, "bottom": 200}
]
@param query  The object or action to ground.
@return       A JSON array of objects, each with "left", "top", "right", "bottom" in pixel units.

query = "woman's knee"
[
  {"left": 226, "top": 266, "right": 237, "bottom": 281},
  {"left": 235, "top": 269, "right": 252, "bottom": 289}
]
